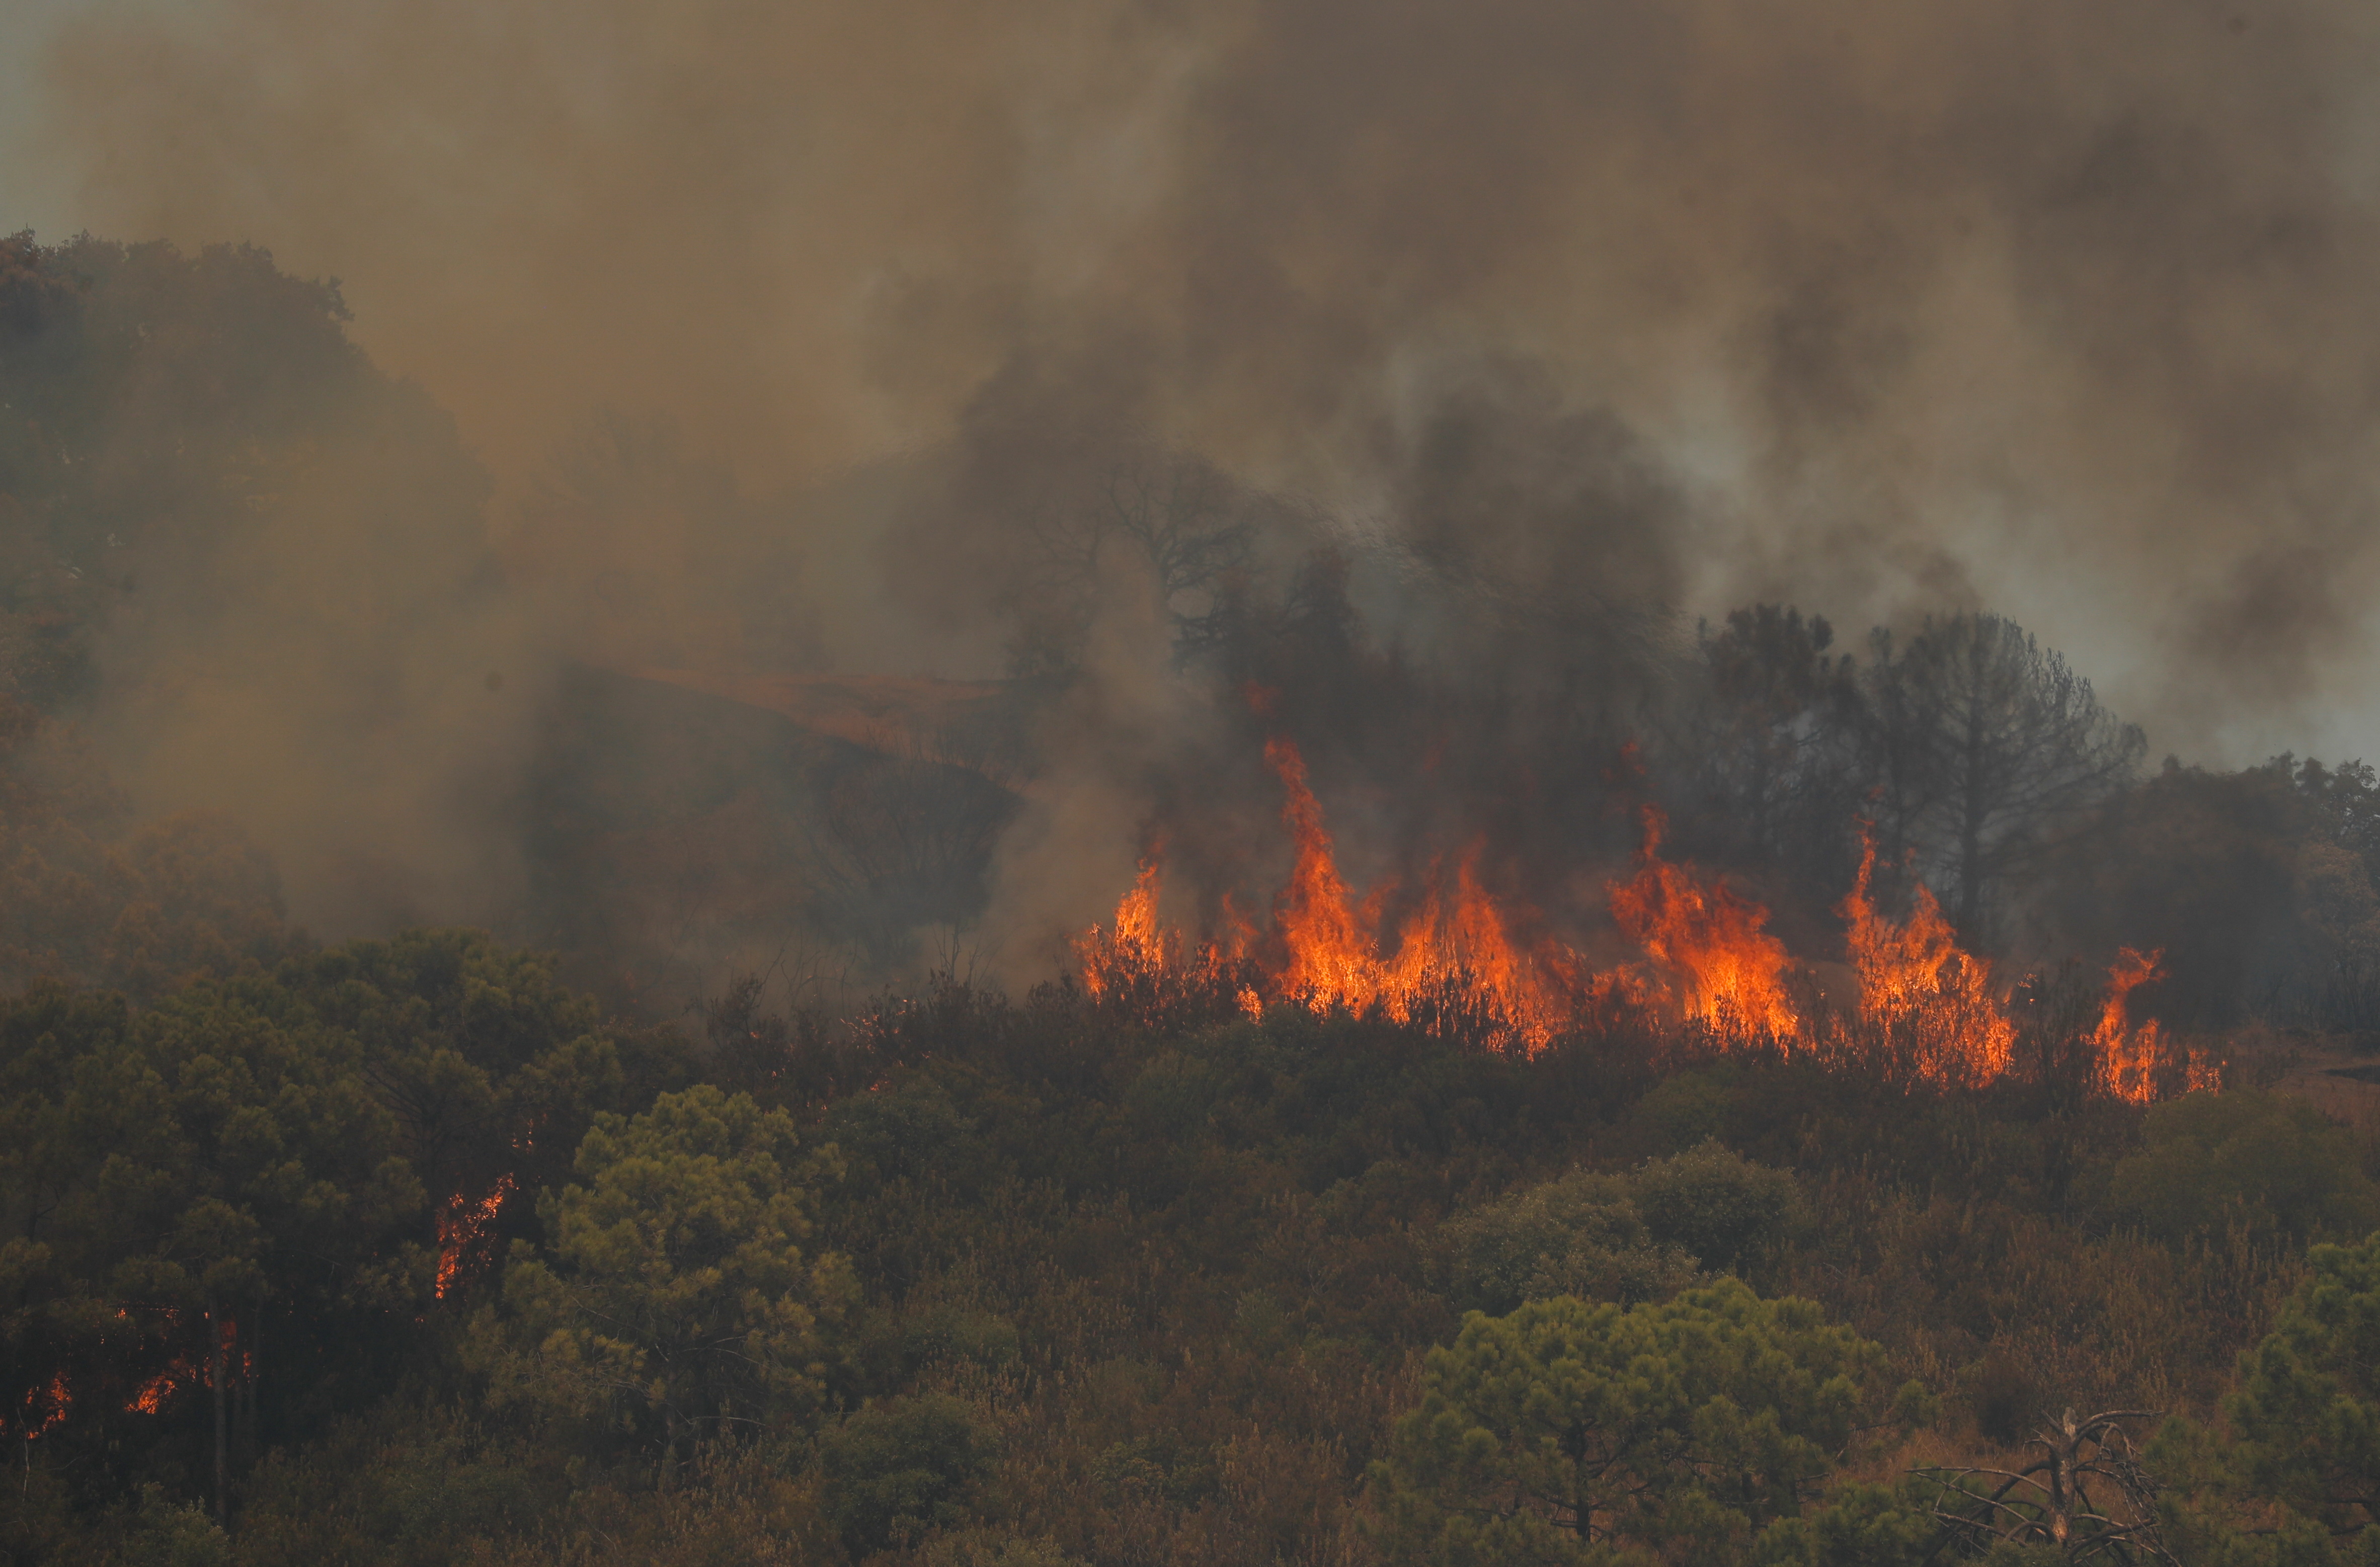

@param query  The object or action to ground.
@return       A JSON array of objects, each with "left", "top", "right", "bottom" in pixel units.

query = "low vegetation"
[{"left": 4, "top": 937, "right": 2377, "bottom": 1564}]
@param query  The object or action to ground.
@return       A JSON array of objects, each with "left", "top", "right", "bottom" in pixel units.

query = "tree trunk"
[
  {"left": 210, "top": 1304, "right": 228, "bottom": 1527},
  {"left": 1956, "top": 679, "right": 1990, "bottom": 942},
  {"left": 240, "top": 1305, "right": 260, "bottom": 1468}
]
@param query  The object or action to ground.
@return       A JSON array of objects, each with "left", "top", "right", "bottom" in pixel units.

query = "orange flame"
[
  {"left": 2094, "top": 948, "right": 2167, "bottom": 1104},
  {"left": 1073, "top": 738, "right": 2226, "bottom": 1099},
  {"left": 1075, "top": 738, "right": 1583, "bottom": 1052},
  {"left": 1265, "top": 735, "right": 1379, "bottom": 1012},
  {"left": 1608, "top": 808, "right": 1800, "bottom": 1041},
  {"left": 1838, "top": 830, "right": 2013, "bottom": 1086},
  {"left": 18, "top": 1371, "right": 69, "bottom": 1438},
  {"left": 1079, "top": 857, "right": 1170, "bottom": 999},
  {"left": 126, "top": 1370, "right": 179, "bottom": 1415},
  {"left": 1259, "top": 738, "right": 1573, "bottom": 1049},
  {"left": 435, "top": 1175, "right": 516, "bottom": 1299}
]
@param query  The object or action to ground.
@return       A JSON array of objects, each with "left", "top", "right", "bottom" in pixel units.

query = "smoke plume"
[{"left": 10, "top": 0, "right": 2380, "bottom": 981}]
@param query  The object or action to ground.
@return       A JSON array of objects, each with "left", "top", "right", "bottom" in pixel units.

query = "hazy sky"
[
  {"left": 0, "top": 2, "right": 79, "bottom": 236},
  {"left": 8, "top": 0, "right": 2380, "bottom": 769}
]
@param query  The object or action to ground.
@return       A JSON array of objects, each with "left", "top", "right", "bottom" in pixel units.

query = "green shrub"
[
  {"left": 1433, "top": 1167, "right": 1700, "bottom": 1313},
  {"left": 821, "top": 1393, "right": 996, "bottom": 1554},
  {"left": 1634, "top": 1138, "right": 1804, "bottom": 1270},
  {"left": 2108, "top": 1090, "right": 2379, "bottom": 1243},
  {"left": 1631, "top": 1064, "right": 1751, "bottom": 1150}
]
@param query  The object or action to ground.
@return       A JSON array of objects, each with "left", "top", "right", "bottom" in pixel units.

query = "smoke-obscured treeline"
[{"left": 6, "top": 230, "right": 2380, "bottom": 1039}]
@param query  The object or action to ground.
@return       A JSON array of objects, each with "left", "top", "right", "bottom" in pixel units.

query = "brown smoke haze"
[{"left": 9, "top": 0, "right": 2380, "bottom": 983}]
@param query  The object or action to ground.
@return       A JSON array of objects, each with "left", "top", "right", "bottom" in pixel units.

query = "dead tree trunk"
[{"left": 210, "top": 1303, "right": 228, "bottom": 1527}]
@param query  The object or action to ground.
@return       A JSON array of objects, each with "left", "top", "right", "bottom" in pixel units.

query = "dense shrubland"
[{"left": 3, "top": 941, "right": 2377, "bottom": 1565}]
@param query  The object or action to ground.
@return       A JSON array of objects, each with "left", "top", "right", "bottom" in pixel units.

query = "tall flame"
[
  {"left": 2094, "top": 947, "right": 2167, "bottom": 1104},
  {"left": 1839, "top": 830, "right": 2014, "bottom": 1085},
  {"left": 1260, "top": 737, "right": 1573, "bottom": 1049},
  {"left": 1607, "top": 807, "right": 1801, "bottom": 1041},
  {"left": 1264, "top": 735, "right": 1380, "bottom": 1011},
  {"left": 1080, "top": 857, "right": 1169, "bottom": 999}
]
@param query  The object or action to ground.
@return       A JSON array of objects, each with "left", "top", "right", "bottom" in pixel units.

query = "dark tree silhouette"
[
  {"left": 1675, "top": 605, "right": 1865, "bottom": 886},
  {"left": 1862, "top": 614, "right": 2144, "bottom": 945},
  {"left": 1009, "top": 453, "right": 1289, "bottom": 677}
]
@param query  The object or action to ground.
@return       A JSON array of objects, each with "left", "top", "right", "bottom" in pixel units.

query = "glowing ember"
[
  {"left": 435, "top": 1174, "right": 517, "bottom": 1298},
  {"left": 18, "top": 1371, "right": 69, "bottom": 1438},
  {"left": 127, "top": 1370, "right": 180, "bottom": 1415}
]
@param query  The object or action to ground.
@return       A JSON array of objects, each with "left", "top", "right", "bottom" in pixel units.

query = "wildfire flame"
[
  {"left": 1080, "top": 858, "right": 1169, "bottom": 999},
  {"left": 1608, "top": 807, "right": 1800, "bottom": 1042},
  {"left": 435, "top": 1174, "right": 516, "bottom": 1298},
  {"left": 16, "top": 1371, "right": 69, "bottom": 1439},
  {"left": 1264, "top": 735, "right": 1379, "bottom": 1012},
  {"left": 1074, "top": 737, "right": 1577, "bottom": 1051},
  {"left": 127, "top": 1370, "right": 179, "bottom": 1415},
  {"left": 1257, "top": 736, "right": 1575, "bottom": 1049},
  {"left": 1839, "top": 829, "right": 2014, "bottom": 1087},
  {"left": 2094, "top": 947, "right": 2168, "bottom": 1104},
  {"left": 1076, "top": 736, "right": 2221, "bottom": 1100}
]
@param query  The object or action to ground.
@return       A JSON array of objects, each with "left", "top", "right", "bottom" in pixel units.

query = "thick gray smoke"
[{"left": 8, "top": 0, "right": 2380, "bottom": 978}]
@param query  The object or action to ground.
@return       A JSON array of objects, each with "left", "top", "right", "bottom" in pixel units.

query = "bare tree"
[
  {"left": 1861, "top": 614, "right": 2144, "bottom": 945},
  {"left": 1009, "top": 453, "right": 1282, "bottom": 675},
  {"left": 1917, "top": 1408, "right": 2177, "bottom": 1563}
]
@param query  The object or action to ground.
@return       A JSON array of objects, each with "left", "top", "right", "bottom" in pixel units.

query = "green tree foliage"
[
  {"left": 2108, "top": 1090, "right": 2379, "bottom": 1245},
  {"left": 1634, "top": 1139, "right": 1804, "bottom": 1273},
  {"left": 2156, "top": 1230, "right": 2380, "bottom": 1563},
  {"left": 0, "top": 972, "right": 424, "bottom": 1519},
  {"left": 482, "top": 1085, "right": 851, "bottom": 1465},
  {"left": 1434, "top": 1167, "right": 1699, "bottom": 1315},
  {"left": 1376, "top": 1278, "right": 1908, "bottom": 1565},
  {"left": 1434, "top": 1141, "right": 1800, "bottom": 1315},
  {"left": 821, "top": 1392, "right": 997, "bottom": 1555},
  {"left": 0, "top": 930, "right": 680, "bottom": 1524},
  {"left": 2, "top": 941, "right": 2368, "bottom": 1565},
  {"left": 277, "top": 928, "right": 688, "bottom": 1208},
  {"left": 211, "top": 1404, "right": 552, "bottom": 1567},
  {"left": 1754, "top": 1479, "right": 1935, "bottom": 1567}
]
